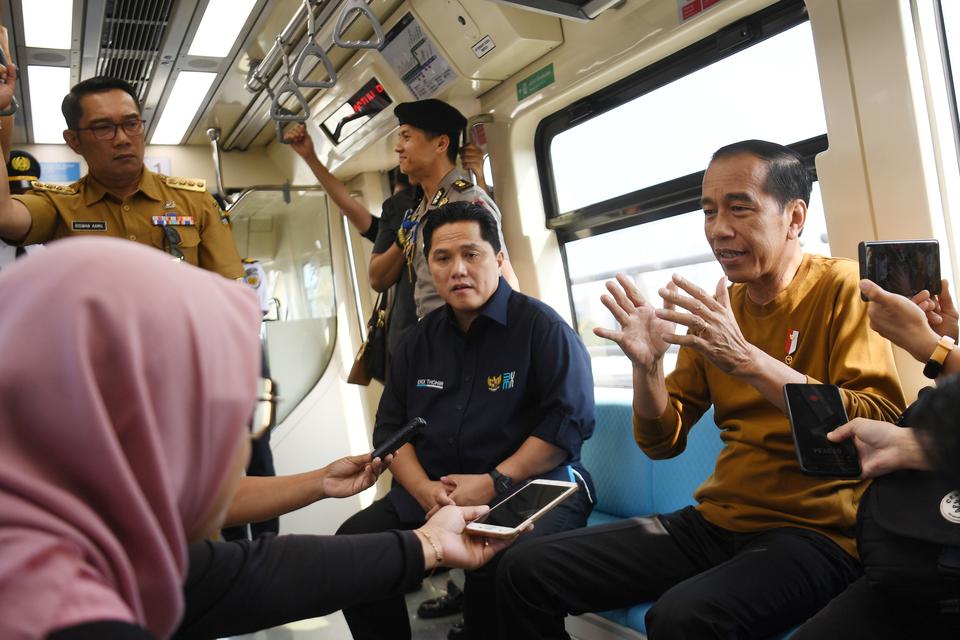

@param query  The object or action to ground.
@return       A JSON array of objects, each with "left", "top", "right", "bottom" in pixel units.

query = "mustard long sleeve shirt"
[{"left": 635, "top": 254, "right": 906, "bottom": 557}]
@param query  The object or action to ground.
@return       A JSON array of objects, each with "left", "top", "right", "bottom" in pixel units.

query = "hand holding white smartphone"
[{"left": 464, "top": 479, "right": 578, "bottom": 539}]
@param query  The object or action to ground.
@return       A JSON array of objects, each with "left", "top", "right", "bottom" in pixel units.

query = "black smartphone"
[
  {"left": 783, "top": 384, "right": 860, "bottom": 477},
  {"left": 371, "top": 417, "right": 426, "bottom": 460},
  {"left": 858, "top": 240, "right": 941, "bottom": 301}
]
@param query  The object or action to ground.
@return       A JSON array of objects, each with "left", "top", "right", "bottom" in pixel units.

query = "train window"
[
  {"left": 229, "top": 187, "right": 337, "bottom": 423},
  {"left": 538, "top": 3, "right": 830, "bottom": 386}
]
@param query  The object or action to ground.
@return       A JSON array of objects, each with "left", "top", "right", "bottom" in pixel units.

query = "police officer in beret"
[
  {"left": 0, "top": 73, "right": 244, "bottom": 279},
  {"left": 368, "top": 98, "right": 519, "bottom": 320}
]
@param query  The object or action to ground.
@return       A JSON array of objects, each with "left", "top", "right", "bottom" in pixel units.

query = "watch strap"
[{"left": 923, "top": 335, "right": 955, "bottom": 379}]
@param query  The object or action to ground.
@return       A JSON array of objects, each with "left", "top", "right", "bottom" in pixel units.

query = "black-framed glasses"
[
  {"left": 251, "top": 377, "right": 280, "bottom": 439},
  {"left": 74, "top": 118, "right": 145, "bottom": 140},
  {"left": 162, "top": 225, "right": 184, "bottom": 261}
]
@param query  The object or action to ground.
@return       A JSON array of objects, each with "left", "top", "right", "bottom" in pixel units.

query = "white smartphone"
[{"left": 465, "top": 479, "right": 578, "bottom": 538}]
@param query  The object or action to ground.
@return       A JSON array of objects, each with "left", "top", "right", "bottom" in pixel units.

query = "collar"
[
  {"left": 83, "top": 166, "right": 160, "bottom": 206},
  {"left": 437, "top": 168, "right": 466, "bottom": 191},
  {"left": 445, "top": 277, "right": 511, "bottom": 330}
]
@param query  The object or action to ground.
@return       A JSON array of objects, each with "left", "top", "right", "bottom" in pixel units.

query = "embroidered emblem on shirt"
[
  {"left": 72, "top": 221, "right": 106, "bottom": 231},
  {"left": 785, "top": 329, "right": 800, "bottom": 364},
  {"left": 487, "top": 371, "right": 515, "bottom": 392},
  {"left": 416, "top": 378, "right": 444, "bottom": 390}
]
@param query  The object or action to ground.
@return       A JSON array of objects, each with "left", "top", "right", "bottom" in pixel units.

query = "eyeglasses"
[
  {"left": 251, "top": 377, "right": 280, "bottom": 439},
  {"left": 74, "top": 118, "right": 145, "bottom": 140},
  {"left": 162, "top": 226, "right": 184, "bottom": 261}
]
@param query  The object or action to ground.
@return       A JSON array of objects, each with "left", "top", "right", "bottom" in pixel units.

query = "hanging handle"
[
  {"left": 293, "top": 0, "right": 337, "bottom": 89},
  {"left": 333, "top": 0, "right": 385, "bottom": 50},
  {"left": 0, "top": 47, "right": 20, "bottom": 117},
  {"left": 270, "top": 37, "right": 311, "bottom": 124}
]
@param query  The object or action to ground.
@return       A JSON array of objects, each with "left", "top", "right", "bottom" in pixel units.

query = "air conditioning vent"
[{"left": 97, "top": 0, "right": 175, "bottom": 102}]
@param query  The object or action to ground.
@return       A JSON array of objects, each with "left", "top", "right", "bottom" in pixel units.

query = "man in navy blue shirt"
[{"left": 337, "top": 202, "right": 595, "bottom": 640}]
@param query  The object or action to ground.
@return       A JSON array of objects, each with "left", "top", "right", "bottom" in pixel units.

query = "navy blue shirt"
[{"left": 374, "top": 278, "right": 596, "bottom": 522}]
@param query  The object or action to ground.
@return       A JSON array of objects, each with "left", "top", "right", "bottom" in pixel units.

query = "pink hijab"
[{"left": 0, "top": 238, "right": 261, "bottom": 639}]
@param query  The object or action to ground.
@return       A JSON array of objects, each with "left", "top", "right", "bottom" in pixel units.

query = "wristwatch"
[
  {"left": 923, "top": 335, "right": 955, "bottom": 379},
  {"left": 489, "top": 468, "right": 514, "bottom": 495}
]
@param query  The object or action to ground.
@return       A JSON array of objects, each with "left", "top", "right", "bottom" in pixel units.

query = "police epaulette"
[
  {"left": 452, "top": 178, "right": 473, "bottom": 192},
  {"left": 165, "top": 176, "right": 207, "bottom": 192},
  {"left": 30, "top": 181, "right": 78, "bottom": 195},
  {"left": 431, "top": 187, "right": 447, "bottom": 207}
]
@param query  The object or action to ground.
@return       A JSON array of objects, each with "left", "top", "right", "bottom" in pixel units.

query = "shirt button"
[
  {"left": 465, "top": 376, "right": 471, "bottom": 383},
  {"left": 447, "top": 438, "right": 454, "bottom": 445},
  {"left": 456, "top": 404, "right": 462, "bottom": 410},
  {"left": 122, "top": 205, "right": 130, "bottom": 211},
  {"left": 128, "top": 235, "right": 136, "bottom": 240}
]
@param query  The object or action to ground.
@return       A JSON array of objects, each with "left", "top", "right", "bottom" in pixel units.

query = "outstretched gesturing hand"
[
  {"left": 655, "top": 274, "right": 753, "bottom": 375},
  {"left": 593, "top": 273, "right": 677, "bottom": 369},
  {"left": 416, "top": 505, "right": 517, "bottom": 571}
]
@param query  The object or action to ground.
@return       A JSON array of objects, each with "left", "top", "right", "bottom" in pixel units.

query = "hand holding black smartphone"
[
  {"left": 371, "top": 417, "right": 426, "bottom": 460},
  {"left": 858, "top": 240, "right": 941, "bottom": 301},
  {"left": 783, "top": 384, "right": 861, "bottom": 477}
]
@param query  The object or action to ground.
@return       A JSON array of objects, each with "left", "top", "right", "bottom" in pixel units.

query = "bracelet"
[{"left": 416, "top": 528, "right": 443, "bottom": 567}]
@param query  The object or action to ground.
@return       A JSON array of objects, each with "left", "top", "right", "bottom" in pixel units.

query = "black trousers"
[
  {"left": 337, "top": 488, "right": 592, "bottom": 640},
  {"left": 792, "top": 575, "right": 960, "bottom": 639},
  {"left": 174, "top": 532, "right": 423, "bottom": 639},
  {"left": 496, "top": 506, "right": 861, "bottom": 640}
]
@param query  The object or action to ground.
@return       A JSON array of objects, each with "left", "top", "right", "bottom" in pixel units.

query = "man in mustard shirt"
[
  {"left": 497, "top": 140, "right": 906, "bottom": 639},
  {"left": 0, "top": 73, "right": 243, "bottom": 279}
]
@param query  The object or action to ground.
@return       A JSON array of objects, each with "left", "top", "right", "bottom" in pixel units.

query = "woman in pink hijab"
[{"left": 0, "top": 237, "right": 261, "bottom": 639}]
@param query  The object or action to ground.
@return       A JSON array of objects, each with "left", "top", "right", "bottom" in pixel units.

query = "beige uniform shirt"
[
  {"left": 406, "top": 169, "right": 509, "bottom": 318},
  {"left": 13, "top": 168, "right": 244, "bottom": 279}
]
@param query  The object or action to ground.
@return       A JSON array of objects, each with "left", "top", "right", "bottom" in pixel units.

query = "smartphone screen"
[
  {"left": 858, "top": 240, "right": 941, "bottom": 300},
  {"left": 472, "top": 482, "right": 574, "bottom": 529},
  {"left": 784, "top": 384, "right": 860, "bottom": 477}
]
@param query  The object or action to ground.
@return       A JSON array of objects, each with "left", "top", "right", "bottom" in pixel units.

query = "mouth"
[
  {"left": 715, "top": 248, "right": 748, "bottom": 261},
  {"left": 114, "top": 154, "right": 138, "bottom": 161},
  {"left": 450, "top": 283, "right": 473, "bottom": 293}
]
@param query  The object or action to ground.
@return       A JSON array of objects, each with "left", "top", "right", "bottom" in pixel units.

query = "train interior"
[{"left": 3, "top": 0, "right": 960, "bottom": 637}]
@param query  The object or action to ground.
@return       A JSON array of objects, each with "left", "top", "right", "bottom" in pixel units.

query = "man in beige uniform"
[{"left": 0, "top": 74, "right": 242, "bottom": 279}]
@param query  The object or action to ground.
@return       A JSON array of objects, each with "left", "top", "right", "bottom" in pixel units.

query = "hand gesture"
[
  {"left": 320, "top": 453, "right": 389, "bottom": 499},
  {"left": 0, "top": 39, "right": 16, "bottom": 115},
  {"left": 860, "top": 279, "right": 940, "bottom": 363},
  {"left": 915, "top": 279, "right": 960, "bottom": 342},
  {"left": 417, "top": 505, "right": 516, "bottom": 570},
  {"left": 440, "top": 473, "right": 496, "bottom": 507},
  {"left": 593, "top": 273, "right": 676, "bottom": 369},
  {"left": 416, "top": 479, "right": 455, "bottom": 515},
  {"left": 656, "top": 274, "right": 753, "bottom": 374},
  {"left": 283, "top": 123, "right": 315, "bottom": 159},
  {"left": 827, "top": 418, "right": 928, "bottom": 478}
]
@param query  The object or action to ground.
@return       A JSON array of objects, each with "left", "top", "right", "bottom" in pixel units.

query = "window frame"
[{"left": 535, "top": 0, "right": 824, "bottom": 243}]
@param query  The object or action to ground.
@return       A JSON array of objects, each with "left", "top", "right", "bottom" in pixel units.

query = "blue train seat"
[{"left": 578, "top": 387, "right": 799, "bottom": 638}]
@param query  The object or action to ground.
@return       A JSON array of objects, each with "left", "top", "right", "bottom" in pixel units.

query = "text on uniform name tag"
[{"left": 72, "top": 221, "right": 106, "bottom": 231}]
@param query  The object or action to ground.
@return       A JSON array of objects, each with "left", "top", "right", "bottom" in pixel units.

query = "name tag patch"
[
  {"left": 151, "top": 215, "right": 195, "bottom": 226},
  {"left": 416, "top": 378, "right": 444, "bottom": 390},
  {"left": 72, "top": 221, "right": 106, "bottom": 231}
]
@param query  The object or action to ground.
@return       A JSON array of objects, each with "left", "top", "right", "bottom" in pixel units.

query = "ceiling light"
[
  {"left": 188, "top": 0, "right": 258, "bottom": 58},
  {"left": 23, "top": 0, "right": 74, "bottom": 50},
  {"left": 27, "top": 66, "right": 71, "bottom": 144},
  {"left": 150, "top": 72, "right": 217, "bottom": 145}
]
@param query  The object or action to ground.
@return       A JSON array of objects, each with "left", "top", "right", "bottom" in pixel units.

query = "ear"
[
  {"left": 496, "top": 250, "right": 504, "bottom": 269},
  {"left": 786, "top": 198, "right": 807, "bottom": 240},
  {"left": 435, "top": 133, "right": 450, "bottom": 157},
  {"left": 63, "top": 129, "right": 81, "bottom": 154}
]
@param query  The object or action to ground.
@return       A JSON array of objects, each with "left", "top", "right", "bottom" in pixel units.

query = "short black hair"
[
  {"left": 423, "top": 129, "right": 460, "bottom": 164},
  {"left": 711, "top": 140, "right": 812, "bottom": 210},
  {"left": 423, "top": 201, "right": 501, "bottom": 257},
  {"left": 62, "top": 77, "right": 141, "bottom": 130}
]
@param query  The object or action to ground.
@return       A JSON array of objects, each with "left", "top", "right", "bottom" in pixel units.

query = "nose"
[
  {"left": 450, "top": 256, "right": 468, "bottom": 276},
  {"left": 394, "top": 139, "right": 403, "bottom": 153},
  {"left": 113, "top": 125, "right": 132, "bottom": 146},
  {"left": 707, "top": 210, "right": 735, "bottom": 240}
]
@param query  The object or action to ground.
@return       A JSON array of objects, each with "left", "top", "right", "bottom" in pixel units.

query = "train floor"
[{"left": 230, "top": 569, "right": 465, "bottom": 640}]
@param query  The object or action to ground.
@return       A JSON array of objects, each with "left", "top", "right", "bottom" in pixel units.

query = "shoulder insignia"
[
  {"left": 30, "top": 181, "right": 78, "bottom": 195},
  {"left": 165, "top": 176, "right": 207, "bottom": 192},
  {"left": 430, "top": 187, "right": 447, "bottom": 207},
  {"left": 452, "top": 178, "right": 473, "bottom": 192}
]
